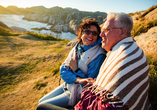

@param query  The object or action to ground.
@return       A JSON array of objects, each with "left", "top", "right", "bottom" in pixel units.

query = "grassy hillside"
[
  {"left": 0, "top": 34, "right": 71, "bottom": 110},
  {"left": 0, "top": 26, "right": 19, "bottom": 36},
  {"left": 130, "top": 5, "right": 157, "bottom": 37}
]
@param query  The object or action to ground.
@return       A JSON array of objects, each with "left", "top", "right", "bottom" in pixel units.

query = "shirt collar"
[{"left": 83, "top": 38, "right": 102, "bottom": 51}]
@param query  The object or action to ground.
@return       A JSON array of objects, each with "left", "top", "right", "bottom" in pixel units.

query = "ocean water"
[{"left": 0, "top": 14, "right": 77, "bottom": 40}]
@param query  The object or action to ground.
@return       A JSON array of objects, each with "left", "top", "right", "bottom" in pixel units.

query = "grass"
[
  {"left": 31, "top": 27, "right": 39, "bottom": 30},
  {"left": 51, "top": 62, "right": 62, "bottom": 76},
  {"left": 137, "top": 5, "right": 157, "bottom": 19},
  {"left": 0, "top": 26, "right": 19, "bottom": 36},
  {"left": 146, "top": 52, "right": 157, "bottom": 109},
  {"left": 25, "top": 31, "right": 69, "bottom": 41},
  {"left": 131, "top": 19, "right": 157, "bottom": 36},
  {"left": 131, "top": 5, "right": 157, "bottom": 37},
  {"left": 0, "top": 33, "right": 71, "bottom": 110},
  {"left": 34, "top": 81, "right": 48, "bottom": 90},
  {"left": 128, "top": 5, "right": 157, "bottom": 18},
  {"left": 0, "top": 34, "right": 70, "bottom": 91}
]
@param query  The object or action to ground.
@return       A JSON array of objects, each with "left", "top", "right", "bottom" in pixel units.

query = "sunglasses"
[{"left": 83, "top": 30, "right": 98, "bottom": 36}]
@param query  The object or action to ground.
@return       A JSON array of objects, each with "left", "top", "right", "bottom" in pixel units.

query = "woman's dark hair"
[{"left": 76, "top": 18, "right": 101, "bottom": 43}]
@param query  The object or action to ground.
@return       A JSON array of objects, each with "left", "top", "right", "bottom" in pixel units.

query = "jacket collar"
[{"left": 83, "top": 38, "right": 102, "bottom": 51}]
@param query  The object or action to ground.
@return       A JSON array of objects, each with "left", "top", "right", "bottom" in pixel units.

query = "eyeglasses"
[
  {"left": 101, "top": 27, "right": 123, "bottom": 33},
  {"left": 83, "top": 30, "right": 98, "bottom": 36}
]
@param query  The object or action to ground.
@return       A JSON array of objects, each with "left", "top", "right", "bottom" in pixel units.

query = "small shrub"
[
  {"left": 34, "top": 81, "right": 47, "bottom": 90},
  {"left": 25, "top": 31, "right": 67, "bottom": 41},
  {"left": 31, "top": 28, "right": 39, "bottom": 30},
  {"left": 43, "top": 76, "right": 48, "bottom": 79},
  {"left": 147, "top": 19, "right": 157, "bottom": 28}
]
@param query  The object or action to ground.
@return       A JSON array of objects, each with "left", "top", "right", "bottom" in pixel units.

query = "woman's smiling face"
[{"left": 81, "top": 25, "right": 98, "bottom": 45}]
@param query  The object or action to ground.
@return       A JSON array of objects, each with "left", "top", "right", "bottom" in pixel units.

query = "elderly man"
[
  {"left": 74, "top": 12, "right": 151, "bottom": 110},
  {"left": 36, "top": 12, "right": 151, "bottom": 110}
]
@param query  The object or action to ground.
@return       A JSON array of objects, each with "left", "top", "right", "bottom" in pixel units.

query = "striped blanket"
[{"left": 94, "top": 37, "right": 150, "bottom": 110}]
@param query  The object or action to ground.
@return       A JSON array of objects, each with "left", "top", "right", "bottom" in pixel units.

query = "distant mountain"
[
  {"left": 6, "top": 6, "right": 33, "bottom": 14},
  {"left": 0, "top": 5, "right": 14, "bottom": 14}
]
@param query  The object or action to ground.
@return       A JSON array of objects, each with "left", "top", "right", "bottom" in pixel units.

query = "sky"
[{"left": 0, "top": 0, "right": 157, "bottom": 13}]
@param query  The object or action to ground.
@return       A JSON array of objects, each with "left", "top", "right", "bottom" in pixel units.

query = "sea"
[{"left": 0, "top": 14, "right": 77, "bottom": 40}]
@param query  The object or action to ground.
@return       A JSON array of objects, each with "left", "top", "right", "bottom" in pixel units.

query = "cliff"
[
  {"left": 22, "top": 6, "right": 107, "bottom": 33},
  {"left": 0, "top": 5, "right": 107, "bottom": 34}
]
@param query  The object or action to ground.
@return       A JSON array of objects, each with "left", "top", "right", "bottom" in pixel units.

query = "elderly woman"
[{"left": 37, "top": 19, "right": 106, "bottom": 108}]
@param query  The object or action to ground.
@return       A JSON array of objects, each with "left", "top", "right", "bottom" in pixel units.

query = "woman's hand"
[
  {"left": 69, "top": 55, "right": 78, "bottom": 71},
  {"left": 75, "top": 77, "right": 95, "bottom": 85}
]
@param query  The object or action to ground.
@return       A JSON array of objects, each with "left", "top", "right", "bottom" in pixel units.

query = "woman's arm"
[
  {"left": 74, "top": 54, "right": 106, "bottom": 78},
  {"left": 60, "top": 65, "right": 77, "bottom": 84},
  {"left": 60, "top": 54, "right": 106, "bottom": 84}
]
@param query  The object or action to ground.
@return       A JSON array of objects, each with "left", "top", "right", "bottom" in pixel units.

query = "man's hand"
[{"left": 75, "top": 77, "right": 95, "bottom": 85}]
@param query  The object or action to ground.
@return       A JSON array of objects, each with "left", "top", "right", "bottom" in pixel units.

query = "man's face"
[{"left": 100, "top": 18, "right": 122, "bottom": 51}]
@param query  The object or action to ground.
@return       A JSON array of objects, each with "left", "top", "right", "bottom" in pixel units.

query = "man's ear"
[{"left": 121, "top": 27, "right": 127, "bottom": 36}]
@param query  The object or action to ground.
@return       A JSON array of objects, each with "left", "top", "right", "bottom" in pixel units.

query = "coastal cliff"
[
  {"left": 23, "top": 7, "right": 107, "bottom": 33},
  {"left": 0, "top": 5, "right": 107, "bottom": 34}
]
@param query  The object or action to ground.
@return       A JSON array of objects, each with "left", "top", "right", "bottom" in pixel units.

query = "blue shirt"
[{"left": 60, "top": 38, "right": 106, "bottom": 85}]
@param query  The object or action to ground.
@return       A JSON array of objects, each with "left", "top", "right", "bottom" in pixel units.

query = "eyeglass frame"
[
  {"left": 101, "top": 27, "right": 123, "bottom": 34},
  {"left": 83, "top": 30, "right": 98, "bottom": 36}
]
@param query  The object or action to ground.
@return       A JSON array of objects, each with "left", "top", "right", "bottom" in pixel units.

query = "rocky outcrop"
[
  {"left": 145, "top": 8, "right": 157, "bottom": 21},
  {"left": 22, "top": 6, "right": 107, "bottom": 34},
  {"left": 134, "top": 26, "right": 157, "bottom": 53},
  {"left": 0, "top": 6, "right": 107, "bottom": 34},
  {"left": 0, "top": 21, "right": 11, "bottom": 29},
  {"left": 10, "top": 26, "right": 27, "bottom": 33},
  {"left": 0, "top": 21, "right": 27, "bottom": 33}
]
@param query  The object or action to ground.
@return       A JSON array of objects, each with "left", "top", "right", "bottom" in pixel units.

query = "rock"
[
  {"left": 43, "top": 16, "right": 49, "bottom": 22},
  {"left": 62, "top": 24, "right": 69, "bottom": 32},
  {"left": 69, "top": 20, "right": 79, "bottom": 32},
  {"left": 51, "top": 25, "right": 63, "bottom": 33},
  {"left": 48, "top": 16, "right": 54, "bottom": 24},
  {"left": 10, "top": 26, "right": 27, "bottom": 33},
  {"left": 66, "top": 37, "right": 79, "bottom": 47},
  {"left": 0, "top": 21, "right": 11, "bottom": 29},
  {"left": 134, "top": 26, "right": 157, "bottom": 53},
  {"left": 145, "top": 8, "right": 157, "bottom": 21}
]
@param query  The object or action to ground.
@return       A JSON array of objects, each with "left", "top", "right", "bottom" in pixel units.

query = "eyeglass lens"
[{"left": 84, "top": 30, "right": 98, "bottom": 36}]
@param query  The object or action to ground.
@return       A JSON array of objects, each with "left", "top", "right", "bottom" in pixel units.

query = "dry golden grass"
[
  {"left": 131, "top": 5, "right": 157, "bottom": 37},
  {"left": 0, "top": 34, "right": 71, "bottom": 110}
]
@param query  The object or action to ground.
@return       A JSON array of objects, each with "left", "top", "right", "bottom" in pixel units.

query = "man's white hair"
[{"left": 107, "top": 12, "right": 133, "bottom": 37}]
